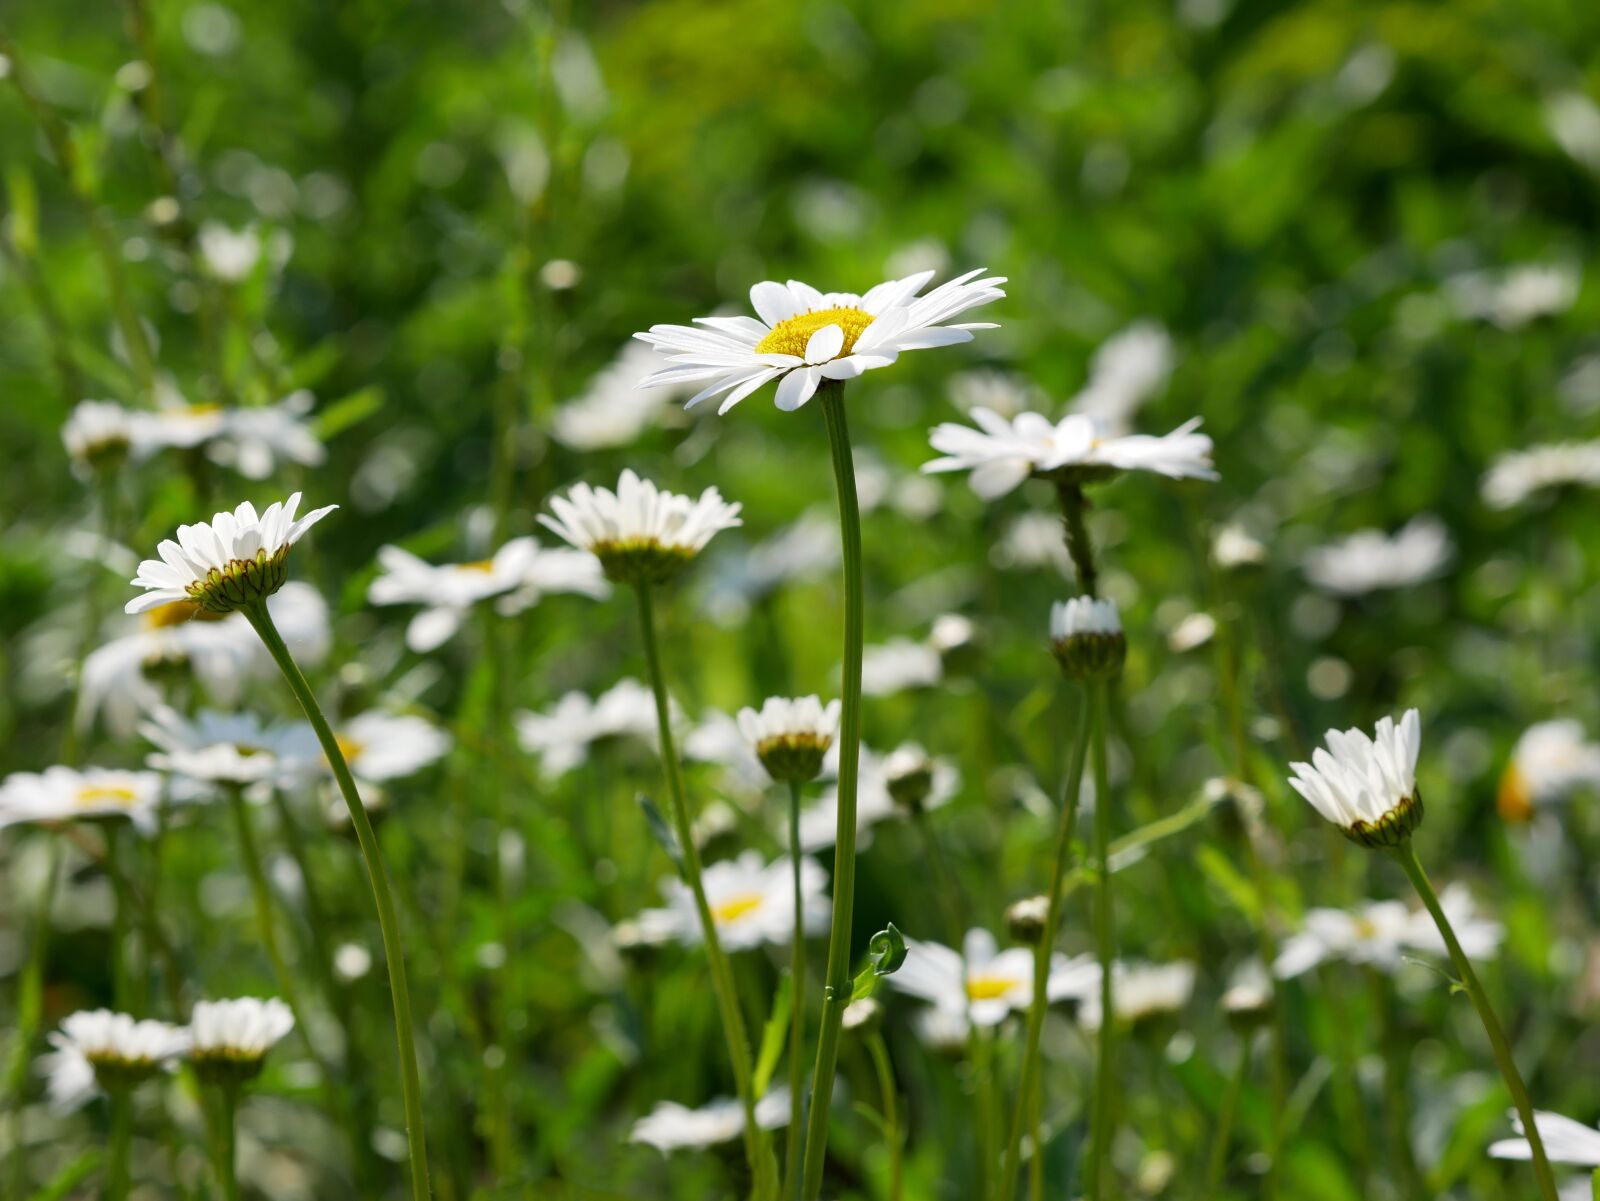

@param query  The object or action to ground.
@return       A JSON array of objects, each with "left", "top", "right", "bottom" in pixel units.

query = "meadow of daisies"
[{"left": 5, "top": 3, "right": 1600, "bottom": 1200}]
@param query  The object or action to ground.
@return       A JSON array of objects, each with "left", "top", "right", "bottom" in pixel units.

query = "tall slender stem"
[
  {"left": 214, "top": 1083, "right": 240, "bottom": 1201},
  {"left": 1393, "top": 841, "right": 1558, "bottom": 1201},
  {"left": 1203, "top": 1036, "right": 1251, "bottom": 1194},
  {"left": 107, "top": 1087, "right": 132, "bottom": 1201},
  {"left": 3, "top": 842, "right": 62, "bottom": 1196},
  {"left": 801, "top": 380, "right": 865, "bottom": 1201},
  {"left": 107, "top": 824, "right": 132, "bottom": 1013},
  {"left": 997, "top": 687, "right": 1091, "bottom": 1201},
  {"left": 866, "top": 1032, "right": 902, "bottom": 1201},
  {"left": 1087, "top": 678, "right": 1116, "bottom": 1200},
  {"left": 242, "top": 602, "right": 432, "bottom": 1201},
  {"left": 633, "top": 582, "right": 770, "bottom": 1192},
  {"left": 785, "top": 779, "right": 807, "bottom": 1201}
]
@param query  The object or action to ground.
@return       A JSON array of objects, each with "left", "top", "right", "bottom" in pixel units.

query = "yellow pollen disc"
[
  {"left": 754, "top": 306, "right": 875, "bottom": 359},
  {"left": 75, "top": 785, "right": 139, "bottom": 808},
  {"left": 335, "top": 735, "right": 365, "bottom": 763},
  {"left": 1497, "top": 765, "right": 1533, "bottom": 822},
  {"left": 142, "top": 600, "right": 226, "bottom": 629},
  {"left": 1353, "top": 918, "right": 1378, "bottom": 939},
  {"left": 965, "top": 974, "right": 1018, "bottom": 1002},
  {"left": 460, "top": 559, "right": 497, "bottom": 573},
  {"left": 711, "top": 893, "right": 764, "bottom": 925}
]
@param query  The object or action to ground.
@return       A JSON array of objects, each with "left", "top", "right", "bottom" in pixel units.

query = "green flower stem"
[
  {"left": 997, "top": 687, "right": 1092, "bottom": 1201},
  {"left": 1393, "top": 841, "right": 1558, "bottom": 1201},
  {"left": 107, "top": 1086, "right": 132, "bottom": 1201},
  {"left": 1055, "top": 482, "right": 1097, "bottom": 599},
  {"left": 785, "top": 779, "right": 807, "bottom": 1201},
  {"left": 1203, "top": 1036, "right": 1251, "bottom": 1194},
  {"left": 866, "top": 1032, "right": 902, "bottom": 1201},
  {"left": 2, "top": 841, "right": 63, "bottom": 1196},
  {"left": 1591, "top": 1166, "right": 1598, "bottom": 1201},
  {"left": 480, "top": 608, "right": 518, "bottom": 1185},
  {"left": 243, "top": 602, "right": 432, "bottom": 1201},
  {"left": 214, "top": 1082, "right": 241, "bottom": 1201},
  {"left": 1086, "top": 678, "right": 1116, "bottom": 1201},
  {"left": 633, "top": 582, "right": 771, "bottom": 1193},
  {"left": 106, "top": 824, "right": 132, "bottom": 1014},
  {"left": 801, "top": 380, "right": 866, "bottom": 1201}
]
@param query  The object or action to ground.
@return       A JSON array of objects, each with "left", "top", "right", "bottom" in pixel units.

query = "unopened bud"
[
  {"left": 1006, "top": 895, "right": 1050, "bottom": 944},
  {"left": 1049, "top": 596, "right": 1125, "bottom": 680}
]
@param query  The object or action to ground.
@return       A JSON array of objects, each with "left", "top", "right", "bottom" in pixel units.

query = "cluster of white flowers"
[
  {"left": 1302, "top": 518, "right": 1454, "bottom": 597},
  {"left": 62, "top": 394, "right": 324, "bottom": 481},
  {"left": 1481, "top": 440, "right": 1600, "bottom": 510},
  {"left": 515, "top": 678, "right": 663, "bottom": 777}
]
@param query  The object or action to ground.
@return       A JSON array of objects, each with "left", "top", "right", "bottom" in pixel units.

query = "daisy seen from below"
[
  {"left": 629, "top": 1091, "right": 792, "bottom": 1153},
  {"left": 540, "top": 469, "right": 741, "bottom": 585},
  {"left": 738, "top": 695, "right": 841, "bottom": 784},
  {"left": 369, "top": 537, "right": 608, "bottom": 652},
  {"left": 0, "top": 766, "right": 164, "bottom": 834},
  {"left": 188, "top": 997, "right": 295, "bottom": 1084},
  {"left": 923, "top": 407, "right": 1216, "bottom": 500},
  {"left": 1302, "top": 517, "right": 1453, "bottom": 596},
  {"left": 1498, "top": 720, "right": 1600, "bottom": 821},
  {"left": 39, "top": 1010, "right": 190, "bottom": 1105},
  {"left": 632, "top": 849, "right": 830, "bottom": 952},
  {"left": 142, "top": 707, "right": 321, "bottom": 792},
  {"left": 1050, "top": 596, "right": 1126, "bottom": 680},
  {"left": 889, "top": 928, "right": 1099, "bottom": 1027},
  {"left": 62, "top": 400, "right": 146, "bottom": 476},
  {"left": 125, "top": 492, "right": 336, "bottom": 616},
  {"left": 634, "top": 268, "right": 1007, "bottom": 413}
]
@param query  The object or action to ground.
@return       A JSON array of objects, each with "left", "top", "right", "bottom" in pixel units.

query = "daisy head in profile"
[
  {"left": 126, "top": 492, "right": 336, "bottom": 616},
  {"left": 187, "top": 997, "right": 295, "bottom": 1086},
  {"left": 62, "top": 400, "right": 144, "bottom": 478},
  {"left": 40, "top": 1010, "right": 190, "bottom": 1106},
  {"left": 0, "top": 766, "right": 164, "bottom": 835},
  {"left": 1049, "top": 596, "right": 1125, "bottom": 680},
  {"left": 737, "top": 695, "right": 841, "bottom": 784},
  {"left": 540, "top": 470, "right": 740, "bottom": 586},
  {"left": 634, "top": 268, "right": 1006, "bottom": 414},
  {"left": 1288, "top": 710, "right": 1423, "bottom": 849}
]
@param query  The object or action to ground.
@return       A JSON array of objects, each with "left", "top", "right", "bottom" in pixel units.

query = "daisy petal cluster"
[
  {"left": 188, "top": 997, "right": 295, "bottom": 1084},
  {"left": 143, "top": 707, "right": 321, "bottom": 792},
  {"left": 62, "top": 400, "right": 145, "bottom": 476},
  {"left": 923, "top": 409, "right": 1217, "bottom": 500},
  {"left": 1078, "top": 961, "right": 1196, "bottom": 1030},
  {"left": 632, "top": 850, "right": 830, "bottom": 951},
  {"left": 541, "top": 470, "right": 741, "bottom": 584},
  {"left": 1302, "top": 517, "right": 1453, "bottom": 596},
  {"left": 1274, "top": 885, "right": 1503, "bottom": 978},
  {"left": 515, "top": 678, "right": 663, "bottom": 777},
  {"left": 629, "top": 1090, "right": 791, "bottom": 1153},
  {"left": 1049, "top": 596, "right": 1125, "bottom": 679},
  {"left": 126, "top": 492, "right": 337, "bottom": 615},
  {"left": 635, "top": 268, "right": 1006, "bottom": 414},
  {"left": 1498, "top": 720, "right": 1600, "bottom": 821},
  {"left": 1288, "top": 710, "right": 1423, "bottom": 847},
  {"left": 737, "top": 695, "right": 841, "bottom": 783},
  {"left": 1481, "top": 440, "right": 1600, "bottom": 510},
  {"left": 40, "top": 1010, "right": 190, "bottom": 1105},
  {"left": 0, "top": 766, "right": 164, "bottom": 834},
  {"left": 888, "top": 928, "right": 1099, "bottom": 1027},
  {"left": 1490, "top": 1112, "right": 1600, "bottom": 1166}
]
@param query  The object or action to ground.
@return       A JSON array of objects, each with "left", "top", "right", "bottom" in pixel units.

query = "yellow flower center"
[
  {"left": 965, "top": 973, "right": 1019, "bottom": 1002},
  {"left": 1497, "top": 765, "right": 1533, "bottom": 822},
  {"left": 335, "top": 735, "right": 365, "bottom": 764},
  {"left": 754, "top": 307, "right": 875, "bottom": 359},
  {"left": 1353, "top": 917, "right": 1378, "bottom": 939},
  {"left": 142, "top": 600, "right": 227, "bottom": 629},
  {"left": 460, "top": 560, "right": 497, "bottom": 573},
  {"left": 711, "top": 893, "right": 765, "bottom": 925},
  {"left": 75, "top": 785, "right": 139, "bottom": 808}
]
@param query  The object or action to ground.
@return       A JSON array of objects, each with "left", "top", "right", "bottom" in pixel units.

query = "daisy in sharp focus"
[
  {"left": 142, "top": 707, "right": 321, "bottom": 793},
  {"left": 541, "top": 470, "right": 741, "bottom": 585},
  {"left": 125, "top": 492, "right": 336, "bottom": 616},
  {"left": 188, "top": 997, "right": 295, "bottom": 1084},
  {"left": 630, "top": 850, "right": 830, "bottom": 951},
  {"left": 629, "top": 1090, "right": 791, "bottom": 1153},
  {"left": 889, "top": 928, "right": 1100, "bottom": 1027},
  {"left": 1498, "top": 720, "right": 1600, "bottom": 821},
  {"left": 37, "top": 1010, "right": 191, "bottom": 1111},
  {"left": 369, "top": 537, "right": 608, "bottom": 653},
  {"left": 922, "top": 408, "right": 1217, "bottom": 500},
  {"left": 515, "top": 678, "right": 665, "bottom": 778},
  {"left": 0, "top": 767, "right": 165, "bottom": 834},
  {"left": 634, "top": 268, "right": 1007, "bottom": 413},
  {"left": 737, "top": 694, "right": 841, "bottom": 784},
  {"left": 1302, "top": 518, "right": 1453, "bottom": 597},
  {"left": 1288, "top": 709, "right": 1424, "bottom": 847}
]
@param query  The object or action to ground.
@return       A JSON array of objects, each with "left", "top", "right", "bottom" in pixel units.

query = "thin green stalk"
[
  {"left": 1592, "top": 1166, "right": 1598, "bottom": 1201},
  {"left": 801, "top": 379, "right": 865, "bottom": 1201},
  {"left": 1087, "top": 678, "right": 1116, "bottom": 1200},
  {"left": 1055, "top": 482, "right": 1097, "bottom": 599},
  {"left": 480, "top": 609, "right": 518, "bottom": 1186},
  {"left": 997, "top": 687, "right": 1092, "bottom": 1201},
  {"left": 1203, "top": 1037, "right": 1251, "bottom": 1195},
  {"left": 866, "top": 1032, "right": 902, "bottom": 1201},
  {"left": 3, "top": 841, "right": 63, "bottom": 1196},
  {"left": 633, "top": 582, "right": 771, "bottom": 1194},
  {"left": 242, "top": 602, "right": 432, "bottom": 1201},
  {"left": 107, "top": 1087, "right": 132, "bottom": 1201},
  {"left": 912, "top": 808, "right": 965, "bottom": 950},
  {"left": 1393, "top": 841, "right": 1558, "bottom": 1201},
  {"left": 107, "top": 824, "right": 132, "bottom": 1013},
  {"left": 785, "top": 779, "right": 807, "bottom": 1201},
  {"left": 214, "top": 1083, "right": 240, "bottom": 1201}
]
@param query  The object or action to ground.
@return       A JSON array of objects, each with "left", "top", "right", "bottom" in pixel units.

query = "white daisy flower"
[
  {"left": 796, "top": 743, "right": 959, "bottom": 852},
  {"left": 1302, "top": 517, "right": 1453, "bottom": 596},
  {"left": 1498, "top": 720, "right": 1600, "bottom": 821},
  {"left": 39, "top": 1010, "right": 190, "bottom": 1108},
  {"left": 1288, "top": 710, "right": 1423, "bottom": 847},
  {"left": 552, "top": 341, "right": 691, "bottom": 450},
  {"left": 206, "top": 391, "right": 325, "bottom": 480},
  {"left": 888, "top": 928, "right": 1099, "bottom": 1028},
  {"left": 913, "top": 1004, "right": 973, "bottom": 1052},
  {"left": 0, "top": 767, "right": 164, "bottom": 835},
  {"left": 1482, "top": 440, "right": 1600, "bottom": 510},
  {"left": 198, "top": 221, "right": 262, "bottom": 283},
  {"left": 142, "top": 707, "right": 320, "bottom": 791},
  {"left": 1212, "top": 523, "right": 1268, "bottom": 569},
  {"left": 515, "top": 678, "right": 663, "bottom": 778},
  {"left": 369, "top": 537, "right": 608, "bottom": 653},
  {"left": 682, "top": 709, "right": 775, "bottom": 798},
  {"left": 631, "top": 850, "right": 830, "bottom": 952},
  {"left": 1050, "top": 596, "right": 1125, "bottom": 679},
  {"left": 333, "top": 711, "right": 452, "bottom": 788},
  {"left": 188, "top": 997, "right": 294, "bottom": 1081},
  {"left": 1219, "top": 960, "right": 1274, "bottom": 1022},
  {"left": 62, "top": 400, "right": 146, "bottom": 476},
  {"left": 737, "top": 695, "right": 841, "bottom": 783},
  {"left": 923, "top": 409, "right": 1217, "bottom": 500},
  {"left": 1273, "top": 886, "right": 1502, "bottom": 978},
  {"left": 125, "top": 491, "right": 337, "bottom": 616},
  {"left": 635, "top": 268, "right": 1007, "bottom": 414},
  {"left": 1491, "top": 1111, "right": 1600, "bottom": 1166},
  {"left": 861, "top": 638, "right": 943, "bottom": 697},
  {"left": 629, "top": 1090, "right": 791, "bottom": 1153},
  {"left": 541, "top": 469, "right": 741, "bottom": 584},
  {"left": 1070, "top": 321, "right": 1174, "bottom": 435},
  {"left": 1447, "top": 263, "right": 1579, "bottom": 329},
  {"left": 79, "top": 583, "right": 330, "bottom": 738},
  {"left": 134, "top": 397, "right": 227, "bottom": 451},
  {"left": 1078, "top": 961, "right": 1196, "bottom": 1030}
]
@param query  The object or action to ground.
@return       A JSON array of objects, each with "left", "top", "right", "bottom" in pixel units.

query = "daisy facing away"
[{"left": 634, "top": 268, "right": 1007, "bottom": 413}]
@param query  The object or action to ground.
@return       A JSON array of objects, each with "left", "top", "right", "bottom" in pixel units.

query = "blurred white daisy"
[
  {"left": 1491, "top": 1111, "right": 1600, "bottom": 1166},
  {"left": 1070, "top": 321, "right": 1174, "bottom": 434},
  {"left": 1213, "top": 523, "right": 1268, "bottom": 569},
  {"left": 1303, "top": 518, "right": 1453, "bottom": 596},
  {"left": 125, "top": 492, "right": 336, "bottom": 616},
  {"left": 206, "top": 391, "right": 325, "bottom": 480},
  {"left": 1274, "top": 885, "right": 1502, "bottom": 978},
  {"left": 949, "top": 369, "right": 1042, "bottom": 419},
  {"left": 1078, "top": 960, "right": 1196, "bottom": 1030},
  {"left": 369, "top": 537, "right": 608, "bottom": 653},
  {"left": 552, "top": 341, "right": 689, "bottom": 450},
  {"left": 631, "top": 850, "right": 829, "bottom": 951},
  {"left": 683, "top": 709, "right": 774, "bottom": 798},
  {"left": 635, "top": 268, "right": 1006, "bottom": 413},
  {"left": 142, "top": 707, "right": 320, "bottom": 791},
  {"left": 188, "top": 997, "right": 294, "bottom": 1081},
  {"left": 38, "top": 1010, "right": 190, "bottom": 1110},
  {"left": 889, "top": 928, "right": 1099, "bottom": 1027},
  {"left": 198, "top": 222, "right": 262, "bottom": 283},
  {"left": 861, "top": 638, "right": 943, "bottom": 696},
  {"left": 1481, "top": 441, "right": 1600, "bottom": 510},
  {"left": 62, "top": 400, "right": 147, "bottom": 476},
  {"left": 134, "top": 398, "right": 227, "bottom": 450},
  {"left": 629, "top": 1090, "right": 791, "bottom": 1152},
  {"left": 334, "top": 711, "right": 452, "bottom": 790},
  {"left": 913, "top": 1004, "right": 973, "bottom": 1053},
  {"left": 541, "top": 470, "right": 741, "bottom": 584},
  {"left": 515, "top": 678, "right": 663, "bottom": 777},
  {"left": 923, "top": 409, "right": 1216, "bottom": 499},
  {"left": 1289, "top": 710, "right": 1422, "bottom": 847},
  {"left": 1498, "top": 720, "right": 1600, "bottom": 821},
  {"left": 737, "top": 695, "right": 840, "bottom": 784},
  {"left": 0, "top": 767, "right": 164, "bottom": 834},
  {"left": 1447, "top": 263, "right": 1580, "bottom": 329},
  {"left": 797, "top": 743, "right": 959, "bottom": 852}
]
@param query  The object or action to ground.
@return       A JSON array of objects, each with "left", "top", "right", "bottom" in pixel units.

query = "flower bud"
[
  {"left": 1049, "top": 596, "right": 1125, "bottom": 680},
  {"left": 1005, "top": 895, "right": 1050, "bottom": 944}
]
